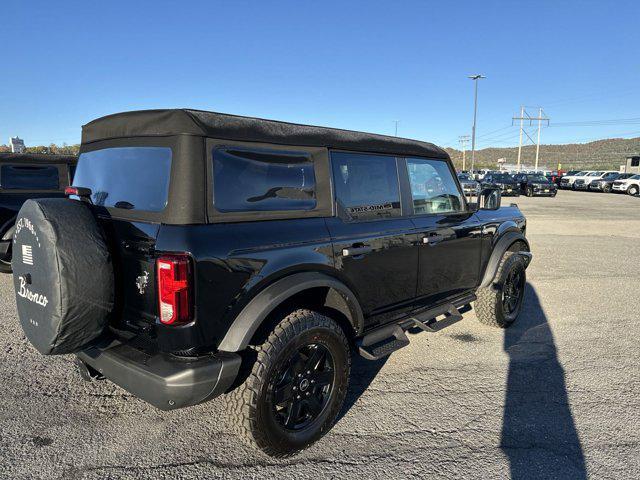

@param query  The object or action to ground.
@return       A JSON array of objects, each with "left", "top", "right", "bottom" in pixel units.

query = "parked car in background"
[
  {"left": 0, "top": 153, "right": 77, "bottom": 273},
  {"left": 589, "top": 173, "right": 633, "bottom": 193},
  {"left": 560, "top": 171, "right": 590, "bottom": 189},
  {"left": 481, "top": 172, "right": 519, "bottom": 196},
  {"left": 473, "top": 169, "right": 492, "bottom": 181},
  {"left": 574, "top": 171, "right": 618, "bottom": 190},
  {"left": 457, "top": 172, "right": 480, "bottom": 196},
  {"left": 513, "top": 173, "right": 558, "bottom": 197},
  {"left": 612, "top": 174, "right": 640, "bottom": 195}
]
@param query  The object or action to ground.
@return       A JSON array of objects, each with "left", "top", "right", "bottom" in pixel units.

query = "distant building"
[
  {"left": 9, "top": 136, "right": 25, "bottom": 153},
  {"left": 623, "top": 155, "right": 640, "bottom": 174}
]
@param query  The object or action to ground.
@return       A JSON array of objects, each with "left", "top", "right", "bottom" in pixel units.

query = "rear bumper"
[{"left": 77, "top": 339, "right": 242, "bottom": 411}]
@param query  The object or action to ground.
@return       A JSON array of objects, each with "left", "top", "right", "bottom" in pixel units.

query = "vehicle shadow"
[
  {"left": 501, "top": 284, "right": 587, "bottom": 479},
  {"left": 338, "top": 352, "right": 387, "bottom": 421}
]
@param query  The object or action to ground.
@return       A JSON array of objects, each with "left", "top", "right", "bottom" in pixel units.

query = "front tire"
[
  {"left": 526, "top": 186, "right": 534, "bottom": 197},
  {"left": 628, "top": 185, "right": 639, "bottom": 196},
  {"left": 475, "top": 252, "right": 527, "bottom": 328},
  {"left": 226, "top": 309, "right": 351, "bottom": 457},
  {"left": 603, "top": 184, "right": 612, "bottom": 193}
]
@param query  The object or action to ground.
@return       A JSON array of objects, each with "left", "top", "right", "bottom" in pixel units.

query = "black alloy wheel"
[
  {"left": 502, "top": 267, "right": 525, "bottom": 321},
  {"left": 226, "top": 309, "right": 350, "bottom": 457},
  {"left": 270, "top": 343, "right": 335, "bottom": 430}
]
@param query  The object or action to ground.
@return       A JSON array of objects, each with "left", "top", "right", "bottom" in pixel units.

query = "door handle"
[
  {"left": 422, "top": 234, "right": 445, "bottom": 246},
  {"left": 342, "top": 245, "right": 373, "bottom": 257}
]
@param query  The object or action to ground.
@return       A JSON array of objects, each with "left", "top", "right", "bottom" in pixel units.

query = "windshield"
[
  {"left": 74, "top": 147, "right": 172, "bottom": 212},
  {"left": 631, "top": 175, "right": 640, "bottom": 180},
  {"left": 603, "top": 173, "right": 618, "bottom": 179},
  {"left": 457, "top": 173, "right": 473, "bottom": 181},
  {"left": 588, "top": 172, "right": 603, "bottom": 176},
  {"left": 527, "top": 175, "right": 549, "bottom": 182},
  {"left": 492, "top": 174, "right": 512, "bottom": 182}
]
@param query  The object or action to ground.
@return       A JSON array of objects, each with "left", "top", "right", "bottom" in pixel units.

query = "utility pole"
[
  {"left": 516, "top": 106, "right": 524, "bottom": 172},
  {"left": 393, "top": 120, "right": 400, "bottom": 137},
  {"left": 468, "top": 74, "right": 485, "bottom": 172},
  {"left": 513, "top": 106, "right": 549, "bottom": 171},
  {"left": 459, "top": 135, "right": 470, "bottom": 171},
  {"left": 535, "top": 107, "right": 544, "bottom": 170}
]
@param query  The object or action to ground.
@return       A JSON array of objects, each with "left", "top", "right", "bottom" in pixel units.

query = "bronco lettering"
[{"left": 17, "top": 276, "right": 48, "bottom": 307}]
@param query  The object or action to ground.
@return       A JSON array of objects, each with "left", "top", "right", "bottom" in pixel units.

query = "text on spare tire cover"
[{"left": 17, "top": 276, "right": 48, "bottom": 307}]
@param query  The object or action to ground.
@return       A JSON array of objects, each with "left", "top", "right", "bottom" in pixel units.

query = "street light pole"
[{"left": 468, "top": 74, "right": 485, "bottom": 173}]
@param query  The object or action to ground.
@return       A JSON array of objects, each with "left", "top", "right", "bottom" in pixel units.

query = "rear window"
[
  {"left": 213, "top": 147, "right": 316, "bottom": 212},
  {"left": 74, "top": 147, "right": 171, "bottom": 212},
  {"left": 0, "top": 165, "right": 60, "bottom": 190}
]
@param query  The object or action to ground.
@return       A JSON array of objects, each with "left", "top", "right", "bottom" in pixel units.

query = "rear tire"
[
  {"left": 475, "top": 252, "right": 526, "bottom": 328},
  {"left": 225, "top": 309, "right": 351, "bottom": 457}
]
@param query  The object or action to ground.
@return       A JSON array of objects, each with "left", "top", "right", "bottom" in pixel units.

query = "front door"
[
  {"left": 404, "top": 157, "right": 484, "bottom": 307},
  {"left": 326, "top": 152, "right": 418, "bottom": 326}
]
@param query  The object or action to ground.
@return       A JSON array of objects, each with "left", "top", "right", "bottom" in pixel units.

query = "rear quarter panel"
[{"left": 155, "top": 218, "right": 336, "bottom": 349}]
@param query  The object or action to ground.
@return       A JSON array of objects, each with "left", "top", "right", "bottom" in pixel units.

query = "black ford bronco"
[
  {"left": 0, "top": 153, "right": 77, "bottom": 273},
  {"left": 12, "top": 109, "right": 531, "bottom": 457}
]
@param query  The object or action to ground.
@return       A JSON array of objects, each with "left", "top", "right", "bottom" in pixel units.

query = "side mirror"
[{"left": 478, "top": 188, "right": 501, "bottom": 210}]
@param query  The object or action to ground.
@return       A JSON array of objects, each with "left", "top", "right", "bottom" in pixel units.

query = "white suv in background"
[
  {"left": 560, "top": 171, "right": 590, "bottom": 189},
  {"left": 574, "top": 171, "right": 618, "bottom": 190},
  {"left": 612, "top": 174, "right": 640, "bottom": 195}
]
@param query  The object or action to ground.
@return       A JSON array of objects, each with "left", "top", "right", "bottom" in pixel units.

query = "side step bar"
[{"left": 356, "top": 296, "right": 474, "bottom": 361}]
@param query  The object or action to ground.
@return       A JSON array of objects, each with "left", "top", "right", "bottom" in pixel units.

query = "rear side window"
[
  {"left": 331, "top": 152, "right": 401, "bottom": 220},
  {"left": 0, "top": 165, "right": 59, "bottom": 190},
  {"left": 213, "top": 148, "right": 316, "bottom": 212},
  {"left": 74, "top": 147, "right": 171, "bottom": 212}
]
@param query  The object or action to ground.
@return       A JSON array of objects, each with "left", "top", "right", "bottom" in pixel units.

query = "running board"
[{"left": 357, "top": 301, "right": 468, "bottom": 361}]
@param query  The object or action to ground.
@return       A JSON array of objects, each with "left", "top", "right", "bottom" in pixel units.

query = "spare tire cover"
[{"left": 12, "top": 198, "right": 114, "bottom": 355}]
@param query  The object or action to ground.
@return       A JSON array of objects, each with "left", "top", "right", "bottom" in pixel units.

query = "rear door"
[
  {"left": 403, "top": 157, "right": 483, "bottom": 306},
  {"left": 326, "top": 152, "right": 418, "bottom": 326}
]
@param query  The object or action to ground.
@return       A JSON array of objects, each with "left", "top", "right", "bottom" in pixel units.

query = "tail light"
[{"left": 156, "top": 254, "right": 193, "bottom": 325}]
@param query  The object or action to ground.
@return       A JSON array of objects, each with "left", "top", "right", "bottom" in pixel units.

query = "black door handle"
[{"left": 342, "top": 245, "right": 373, "bottom": 257}]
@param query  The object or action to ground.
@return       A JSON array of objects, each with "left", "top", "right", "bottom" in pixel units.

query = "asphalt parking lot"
[{"left": 1, "top": 190, "right": 638, "bottom": 479}]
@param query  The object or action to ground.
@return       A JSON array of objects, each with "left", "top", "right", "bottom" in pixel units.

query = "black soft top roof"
[
  {"left": 0, "top": 153, "right": 77, "bottom": 165},
  {"left": 82, "top": 109, "right": 448, "bottom": 159}
]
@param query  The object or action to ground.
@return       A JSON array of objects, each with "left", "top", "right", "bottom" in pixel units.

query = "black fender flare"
[
  {"left": 479, "top": 231, "right": 531, "bottom": 288},
  {"left": 217, "top": 272, "right": 364, "bottom": 352}
]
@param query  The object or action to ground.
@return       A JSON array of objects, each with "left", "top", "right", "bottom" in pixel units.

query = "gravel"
[{"left": 1, "top": 190, "right": 638, "bottom": 479}]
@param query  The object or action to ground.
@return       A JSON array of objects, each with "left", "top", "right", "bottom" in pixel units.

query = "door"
[
  {"left": 326, "top": 152, "right": 418, "bottom": 325},
  {"left": 404, "top": 157, "right": 484, "bottom": 307}
]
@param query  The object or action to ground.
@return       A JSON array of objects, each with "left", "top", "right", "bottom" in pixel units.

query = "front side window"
[
  {"left": 74, "top": 147, "right": 172, "bottom": 211},
  {"left": 407, "top": 158, "right": 464, "bottom": 215},
  {"left": 0, "top": 165, "right": 59, "bottom": 190},
  {"left": 331, "top": 152, "right": 401, "bottom": 220},
  {"left": 213, "top": 148, "right": 316, "bottom": 212}
]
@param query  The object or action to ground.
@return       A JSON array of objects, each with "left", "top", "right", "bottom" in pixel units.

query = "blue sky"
[{"left": 2, "top": 0, "right": 639, "bottom": 149}]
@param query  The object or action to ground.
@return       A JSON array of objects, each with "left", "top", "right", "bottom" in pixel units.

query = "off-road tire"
[
  {"left": 628, "top": 185, "right": 639, "bottom": 196},
  {"left": 225, "top": 309, "right": 351, "bottom": 457},
  {"left": 475, "top": 252, "right": 527, "bottom": 328}
]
